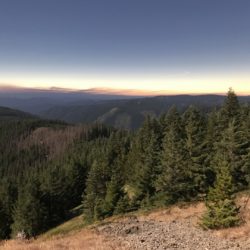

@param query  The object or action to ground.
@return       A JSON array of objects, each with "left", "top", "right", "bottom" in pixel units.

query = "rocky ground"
[
  {"left": 96, "top": 216, "right": 249, "bottom": 250},
  {"left": 94, "top": 195, "right": 250, "bottom": 250},
  {"left": 2, "top": 196, "right": 250, "bottom": 250}
]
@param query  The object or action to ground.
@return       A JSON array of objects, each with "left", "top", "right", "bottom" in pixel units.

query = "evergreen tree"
[
  {"left": 205, "top": 110, "right": 220, "bottom": 185},
  {"left": 215, "top": 120, "right": 249, "bottom": 189},
  {"left": 220, "top": 88, "right": 240, "bottom": 128},
  {"left": 103, "top": 176, "right": 122, "bottom": 216},
  {"left": 127, "top": 116, "right": 162, "bottom": 206},
  {"left": 139, "top": 129, "right": 161, "bottom": 205},
  {"left": 83, "top": 155, "right": 110, "bottom": 222},
  {"left": 11, "top": 180, "right": 46, "bottom": 237},
  {"left": 223, "top": 88, "right": 240, "bottom": 117},
  {"left": 183, "top": 106, "right": 208, "bottom": 195},
  {"left": 66, "top": 160, "right": 87, "bottom": 206},
  {"left": 156, "top": 107, "right": 192, "bottom": 204},
  {"left": 202, "top": 159, "right": 240, "bottom": 229},
  {"left": 40, "top": 165, "right": 70, "bottom": 227},
  {"left": 114, "top": 195, "right": 130, "bottom": 215}
]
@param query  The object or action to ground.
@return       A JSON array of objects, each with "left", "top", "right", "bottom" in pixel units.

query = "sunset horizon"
[
  {"left": 1, "top": 83, "right": 250, "bottom": 96},
  {"left": 1, "top": 1, "right": 250, "bottom": 95}
]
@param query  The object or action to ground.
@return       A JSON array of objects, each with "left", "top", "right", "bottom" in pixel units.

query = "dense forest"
[{"left": 0, "top": 89, "right": 250, "bottom": 238}]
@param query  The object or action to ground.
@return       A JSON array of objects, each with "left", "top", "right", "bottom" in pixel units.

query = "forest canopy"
[{"left": 0, "top": 89, "right": 249, "bottom": 238}]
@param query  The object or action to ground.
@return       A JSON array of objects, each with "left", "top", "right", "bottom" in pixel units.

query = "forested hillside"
[
  {"left": 0, "top": 117, "right": 112, "bottom": 238},
  {"left": 0, "top": 89, "right": 250, "bottom": 239}
]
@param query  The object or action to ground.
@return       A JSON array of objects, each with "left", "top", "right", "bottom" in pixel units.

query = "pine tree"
[
  {"left": 127, "top": 116, "right": 162, "bottom": 206},
  {"left": 156, "top": 107, "right": 192, "bottom": 204},
  {"left": 93, "top": 198, "right": 105, "bottom": 221},
  {"left": 114, "top": 195, "right": 130, "bottom": 215},
  {"left": 66, "top": 160, "right": 87, "bottom": 206},
  {"left": 205, "top": 110, "right": 220, "bottom": 186},
  {"left": 202, "top": 159, "right": 240, "bottom": 229},
  {"left": 11, "top": 180, "right": 46, "bottom": 237},
  {"left": 139, "top": 130, "right": 161, "bottom": 205},
  {"left": 183, "top": 106, "right": 208, "bottom": 195},
  {"left": 220, "top": 88, "right": 240, "bottom": 128},
  {"left": 103, "top": 176, "right": 122, "bottom": 216},
  {"left": 40, "top": 165, "right": 69, "bottom": 227},
  {"left": 83, "top": 132, "right": 130, "bottom": 221},
  {"left": 83, "top": 156, "right": 110, "bottom": 222},
  {"left": 215, "top": 120, "right": 248, "bottom": 189}
]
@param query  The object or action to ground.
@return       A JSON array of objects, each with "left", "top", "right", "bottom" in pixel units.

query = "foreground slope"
[{"left": 2, "top": 193, "right": 250, "bottom": 250}]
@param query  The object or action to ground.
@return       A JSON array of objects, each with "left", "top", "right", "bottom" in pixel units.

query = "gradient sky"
[{"left": 0, "top": 0, "right": 250, "bottom": 94}]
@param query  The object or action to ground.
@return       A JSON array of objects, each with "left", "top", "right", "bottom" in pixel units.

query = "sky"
[{"left": 0, "top": 0, "right": 250, "bottom": 94}]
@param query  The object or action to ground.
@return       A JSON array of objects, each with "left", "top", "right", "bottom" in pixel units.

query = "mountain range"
[
  {"left": 0, "top": 106, "right": 35, "bottom": 121},
  {"left": 1, "top": 87, "right": 250, "bottom": 129},
  {"left": 39, "top": 95, "right": 250, "bottom": 129}
]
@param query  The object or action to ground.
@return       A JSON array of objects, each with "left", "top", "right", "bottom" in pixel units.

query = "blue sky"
[{"left": 0, "top": 0, "right": 250, "bottom": 93}]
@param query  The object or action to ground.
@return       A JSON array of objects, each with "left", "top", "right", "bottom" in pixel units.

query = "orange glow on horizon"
[
  {"left": 1, "top": 84, "right": 250, "bottom": 96},
  {"left": 0, "top": 73, "right": 250, "bottom": 95}
]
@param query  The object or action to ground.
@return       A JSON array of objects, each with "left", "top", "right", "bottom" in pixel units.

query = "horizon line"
[{"left": 0, "top": 84, "right": 250, "bottom": 96}]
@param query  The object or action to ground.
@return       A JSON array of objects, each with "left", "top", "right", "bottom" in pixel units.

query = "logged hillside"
[
  {"left": 41, "top": 94, "right": 250, "bottom": 129},
  {"left": 0, "top": 89, "right": 250, "bottom": 243},
  {"left": 0, "top": 117, "right": 112, "bottom": 239}
]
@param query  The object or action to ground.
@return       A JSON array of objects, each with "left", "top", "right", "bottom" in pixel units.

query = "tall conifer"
[
  {"left": 11, "top": 180, "right": 45, "bottom": 237},
  {"left": 202, "top": 159, "right": 240, "bottom": 229},
  {"left": 183, "top": 106, "right": 207, "bottom": 195},
  {"left": 156, "top": 107, "right": 191, "bottom": 203}
]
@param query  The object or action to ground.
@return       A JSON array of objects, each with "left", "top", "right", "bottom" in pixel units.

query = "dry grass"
[
  {"left": 137, "top": 201, "right": 205, "bottom": 225},
  {"left": 135, "top": 193, "right": 250, "bottom": 241},
  {"left": 136, "top": 194, "right": 250, "bottom": 241},
  {"left": 2, "top": 192, "right": 250, "bottom": 249},
  {"left": 40, "top": 215, "right": 84, "bottom": 240},
  {"left": 0, "top": 229, "right": 128, "bottom": 250}
]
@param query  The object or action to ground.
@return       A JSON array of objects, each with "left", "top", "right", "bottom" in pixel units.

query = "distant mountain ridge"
[
  {"left": 41, "top": 94, "right": 250, "bottom": 129},
  {"left": 0, "top": 106, "right": 35, "bottom": 121},
  {"left": 1, "top": 87, "right": 250, "bottom": 129},
  {"left": 0, "top": 86, "right": 142, "bottom": 114}
]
